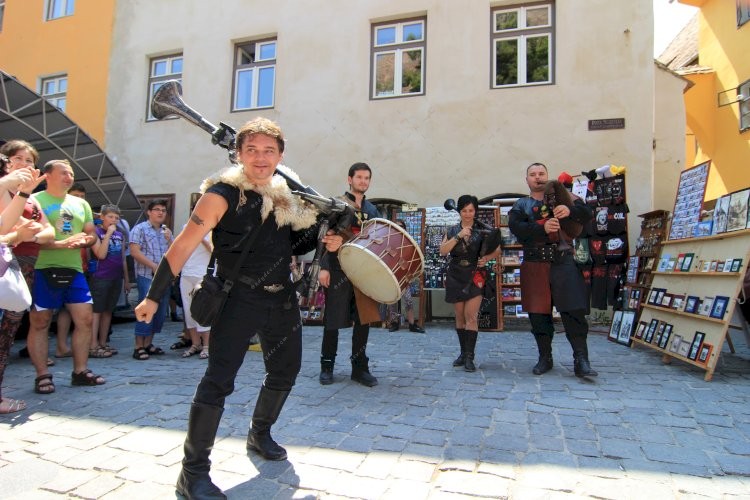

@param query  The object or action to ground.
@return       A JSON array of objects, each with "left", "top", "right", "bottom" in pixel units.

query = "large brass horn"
[{"left": 151, "top": 80, "right": 236, "bottom": 150}]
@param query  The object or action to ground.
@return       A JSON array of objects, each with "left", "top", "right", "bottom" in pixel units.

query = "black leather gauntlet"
[{"left": 146, "top": 258, "right": 176, "bottom": 302}]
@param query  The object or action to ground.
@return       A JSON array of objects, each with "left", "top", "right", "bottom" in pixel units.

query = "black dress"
[{"left": 444, "top": 223, "right": 484, "bottom": 304}]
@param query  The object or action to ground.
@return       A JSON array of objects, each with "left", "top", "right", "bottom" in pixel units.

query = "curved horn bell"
[{"left": 151, "top": 80, "right": 219, "bottom": 136}]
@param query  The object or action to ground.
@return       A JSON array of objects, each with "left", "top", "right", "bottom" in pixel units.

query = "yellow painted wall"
[
  {"left": 0, "top": 0, "right": 114, "bottom": 145},
  {"left": 680, "top": 0, "right": 750, "bottom": 200}
]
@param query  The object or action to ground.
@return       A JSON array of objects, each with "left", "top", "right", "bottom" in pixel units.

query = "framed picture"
[
  {"left": 655, "top": 289, "right": 666, "bottom": 305},
  {"left": 694, "top": 220, "right": 713, "bottom": 237},
  {"left": 700, "top": 260, "right": 711, "bottom": 272},
  {"left": 688, "top": 331, "right": 706, "bottom": 361},
  {"left": 730, "top": 258, "right": 743, "bottom": 273},
  {"left": 609, "top": 311, "right": 623, "bottom": 341},
  {"left": 726, "top": 188, "right": 749, "bottom": 232},
  {"left": 711, "top": 195, "right": 730, "bottom": 234},
  {"left": 681, "top": 253, "right": 694, "bottom": 272},
  {"left": 647, "top": 289, "right": 659, "bottom": 305},
  {"left": 645, "top": 257, "right": 656, "bottom": 270},
  {"left": 669, "top": 161, "right": 710, "bottom": 240},
  {"left": 677, "top": 341, "right": 690, "bottom": 358},
  {"left": 671, "top": 294, "right": 686, "bottom": 311},
  {"left": 655, "top": 321, "right": 667, "bottom": 346},
  {"left": 724, "top": 258, "right": 736, "bottom": 273},
  {"left": 635, "top": 321, "right": 648, "bottom": 339},
  {"left": 684, "top": 296, "right": 700, "bottom": 314},
  {"left": 709, "top": 260, "right": 718, "bottom": 272},
  {"left": 669, "top": 335, "right": 683, "bottom": 354},
  {"left": 710, "top": 296, "right": 730, "bottom": 319},
  {"left": 626, "top": 256, "right": 639, "bottom": 283},
  {"left": 658, "top": 324, "right": 673, "bottom": 349},
  {"left": 645, "top": 319, "right": 659, "bottom": 343},
  {"left": 660, "top": 293, "right": 673, "bottom": 308},
  {"left": 617, "top": 311, "right": 636, "bottom": 346},
  {"left": 698, "top": 343, "right": 713, "bottom": 365},
  {"left": 698, "top": 296, "right": 714, "bottom": 316}
]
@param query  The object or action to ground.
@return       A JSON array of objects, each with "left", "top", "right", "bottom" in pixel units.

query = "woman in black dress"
[{"left": 439, "top": 195, "right": 500, "bottom": 371}]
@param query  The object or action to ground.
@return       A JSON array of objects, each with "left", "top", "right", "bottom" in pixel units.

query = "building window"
[
  {"left": 739, "top": 0, "right": 750, "bottom": 27},
  {"left": 492, "top": 2, "right": 554, "bottom": 88},
  {"left": 147, "top": 54, "right": 183, "bottom": 121},
  {"left": 41, "top": 75, "right": 67, "bottom": 112},
  {"left": 46, "top": 0, "right": 74, "bottom": 21},
  {"left": 371, "top": 17, "right": 425, "bottom": 99},
  {"left": 0, "top": 1, "right": 6, "bottom": 32},
  {"left": 740, "top": 80, "right": 750, "bottom": 132},
  {"left": 232, "top": 39, "right": 276, "bottom": 111}
]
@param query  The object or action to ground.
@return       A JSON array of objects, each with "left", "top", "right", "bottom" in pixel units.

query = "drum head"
[{"left": 339, "top": 244, "right": 402, "bottom": 304}]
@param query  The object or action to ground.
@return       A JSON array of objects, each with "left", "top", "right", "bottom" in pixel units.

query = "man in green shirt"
[{"left": 28, "top": 160, "right": 104, "bottom": 395}]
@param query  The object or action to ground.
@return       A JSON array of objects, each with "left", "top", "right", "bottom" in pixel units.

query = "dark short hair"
[
  {"left": 456, "top": 194, "right": 478, "bottom": 212},
  {"left": 235, "top": 117, "right": 285, "bottom": 153},
  {"left": 348, "top": 162, "right": 371, "bottom": 178},
  {"left": 147, "top": 199, "right": 168, "bottom": 211},
  {"left": 42, "top": 159, "right": 72, "bottom": 174},
  {"left": 526, "top": 162, "right": 548, "bottom": 175},
  {"left": 69, "top": 182, "right": 86, "bottom": 194}
]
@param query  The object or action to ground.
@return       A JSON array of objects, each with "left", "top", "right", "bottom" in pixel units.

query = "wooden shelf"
[
  {"left": 641, "top": 303, "right": 728, "bottom": 325},
  {"left": 652, "top": 271, "right": 740, "bottom": 277},
  {"left": 630, "top": 337, "right": 709, "bottom": 370},
  {"left": 662, "top": 228, "right": 750, "bottom": 246}
]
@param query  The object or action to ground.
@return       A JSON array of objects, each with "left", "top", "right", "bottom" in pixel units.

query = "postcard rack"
[{"left": 629, "top": 228, "right": 750, "bottom": 381}]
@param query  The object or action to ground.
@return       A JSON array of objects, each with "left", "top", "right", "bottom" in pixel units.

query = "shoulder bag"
[{"left": 0, "top": 243, "right": 32, "bottom": 312}]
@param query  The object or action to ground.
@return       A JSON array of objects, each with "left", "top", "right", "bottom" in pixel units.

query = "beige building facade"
[{"left": 105, "top": 0, "right": 683, "bottom": 241}]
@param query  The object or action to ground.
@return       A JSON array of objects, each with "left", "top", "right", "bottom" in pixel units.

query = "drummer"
[{"left": 317, "top": 162, "right": 382, "bottom": 387}]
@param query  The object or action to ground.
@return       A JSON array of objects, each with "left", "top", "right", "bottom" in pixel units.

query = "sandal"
[
  {"left": 71, "top": 369, "right": 106, "bottom": 386},
  {"left": 34, "top": 374, "right": 55, "bottom": 394},
  {"left": 103, "top": 344, "right": 118, "bottom": 355},
  {"left": 46, "top": 358, "right": 55, "bottom": 367},
  {"left": 199, "top": 346, "right": 209, "bottom": 359},
  {"left": 170, "top": 337, "right": 192, "bottom": 350},
  {"left": 182, "top": 345, "right": 201, "bottom": 358},
  {"left": 132, "top": 348, "right": 149, "bottom": 360},
  {"left": 89, "top": 347, "right": 113, "bottom": 358},
  {"left": 145, "top": 344, "right": 165, "bottom": 355},
  {"left": 0, "top": 398, "right": 27, "bottom": 414}
]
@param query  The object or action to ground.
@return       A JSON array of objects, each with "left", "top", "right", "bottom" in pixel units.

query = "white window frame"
[
  {"left": 492, "top": 3, "right": 554, "bottom": 89},
  {"left": 739, "top": 80, "right": 750, "bottom": 133},
  {"left": 232, "top": 39, "right": 277, "bottom": 111},
  {"left": 146, "top": 54, "right": 183, "bottom": 121},
  {"left": 371, "top": 18, "right": 426, "bottom": 99},
  {"left": 40, "top": 74, "right": 68, "bottom": 112},
  {"left": 45, "top": 0, "right": 74, "bottom": 21}
]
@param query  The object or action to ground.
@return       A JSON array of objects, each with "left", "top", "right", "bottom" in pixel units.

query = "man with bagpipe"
[{"left": 508, "top": 163, "right": 598, "bottom": 378}]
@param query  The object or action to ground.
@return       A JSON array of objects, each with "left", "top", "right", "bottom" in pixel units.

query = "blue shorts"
[{"left": 33, "top": 270, "right": 93, "bottom": 310}]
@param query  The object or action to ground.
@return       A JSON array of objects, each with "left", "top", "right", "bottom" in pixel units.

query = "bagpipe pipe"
[{"left": 151, "top": 80, "right": 355, "bottom": 310}]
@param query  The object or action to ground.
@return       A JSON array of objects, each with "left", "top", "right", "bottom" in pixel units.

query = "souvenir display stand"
[
  {"left": 494, "top": 198, "right": 524, "bottom": 323},
  {"left": 297, "top": 259, "right": 326, "bottom": 325},
  {"left": 627, "top": 162, "right": 749, "bottom": 381},
  {"left": 392, "top": 208, "right": 427, "bottom": 327},
  {"left": 623, "top": 210, "right": 670, "bottom": 320},
  {"left": 630, "top": 229, "right": 750, "bottom": 381}
]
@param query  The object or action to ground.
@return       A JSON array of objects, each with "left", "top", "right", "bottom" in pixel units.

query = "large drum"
[{"left": 338, "top": 218, "right": 424, "bottom": 304}]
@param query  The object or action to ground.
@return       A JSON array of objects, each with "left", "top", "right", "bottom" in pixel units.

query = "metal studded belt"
[{"left": 232, "top": 274, "right": 286, "bottom": 293}]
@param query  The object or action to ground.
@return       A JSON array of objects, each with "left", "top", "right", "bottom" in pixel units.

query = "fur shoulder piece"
[{"left": 200, "top": 164, "right": 318, "bottom": 230}]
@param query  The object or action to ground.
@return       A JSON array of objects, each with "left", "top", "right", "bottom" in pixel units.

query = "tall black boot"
[
  {"left": 175, "top": 403, "right": 226, "bottom": 500},
  {"left": 319, "top": 356, "right": 335, "bottom": 385},
  {"left": 567, "top": 334, "right": 598, "bottom": 377},
  {"left": 350, "top": 354, "right": 378, "bottom": 387},
  {"left": 453, "top": 329, "right": 466, "bottom": 367},
  {"left": 532, "top": 334, "right": 554, "bottom": 375},
  {"left": 464, "top": 330, "right": 478, "bottom": 372},
  {"left": 246, "top": 387, "right": 290, "bottom": 460}
]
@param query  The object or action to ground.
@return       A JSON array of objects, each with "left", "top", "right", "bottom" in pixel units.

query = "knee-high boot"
[
  {"left": 567, "top": 334, "right": 598, "bottom": 377},
  {"left": 175, "top": 403, "right": 226, "bottom": 500},
  {"left": 453, "top": 329, "right": 466, "bottom": 367},
  {"left": 246, "top": 387, "right": 291, "bottom": 460},
  {"left": 464, "top": 330, "right": 478, "bottom": 372},
  {"left": 532, "top": 334, "right": 554, "bottom": 375}
]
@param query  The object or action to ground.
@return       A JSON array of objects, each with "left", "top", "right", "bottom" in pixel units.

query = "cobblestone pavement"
[{"left": 1, "top": 318, "right": 749, "bottom": 499}]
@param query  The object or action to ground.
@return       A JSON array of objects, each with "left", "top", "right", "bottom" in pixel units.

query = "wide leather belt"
[
  {"left": 524, "top": 246, "right": 573, "bottom": 262},
  {"left": 455, "top": 259, "right": 476, "bottom": 267},
  {"left": 232, "top": 274, "right": 287, "bottom": 293}
]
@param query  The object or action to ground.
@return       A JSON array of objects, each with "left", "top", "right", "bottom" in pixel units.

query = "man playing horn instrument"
[{"left": 135, "top": 117, "right": 342, "bottom": 500}]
